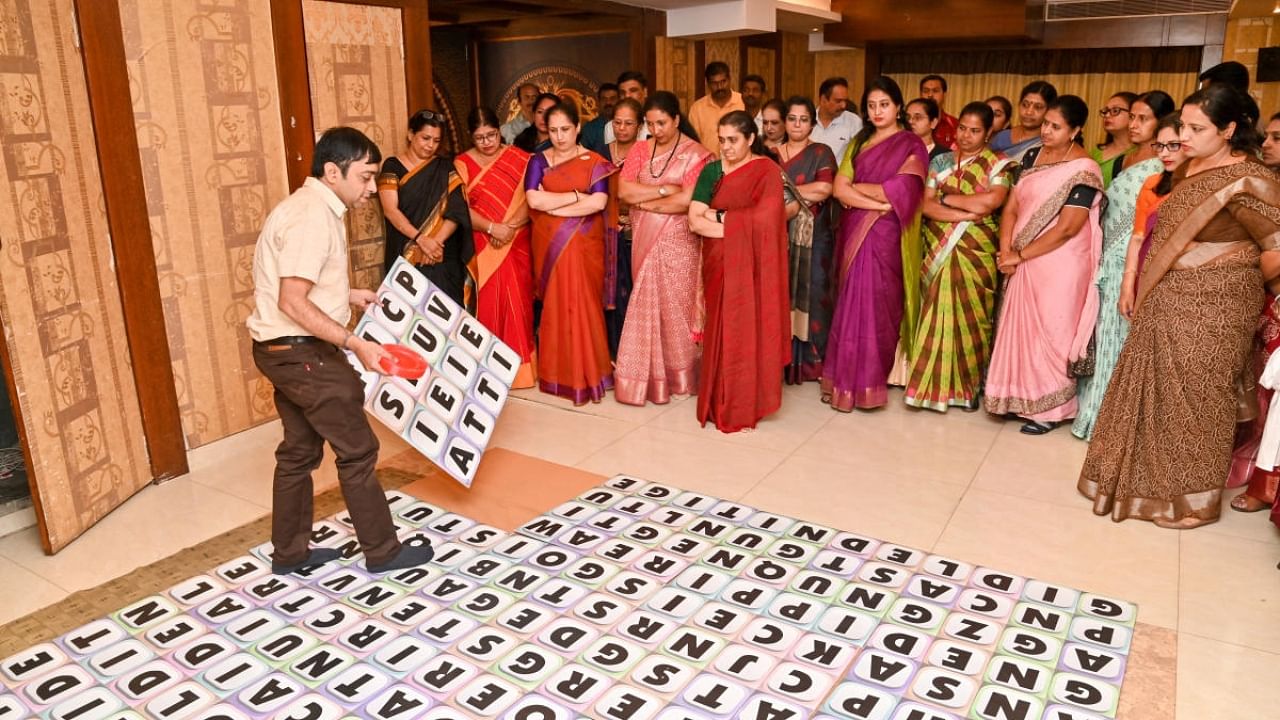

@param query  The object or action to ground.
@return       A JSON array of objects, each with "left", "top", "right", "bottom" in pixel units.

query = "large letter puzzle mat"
[
  {"left": 348, "top": 257, "right": 522, "bottom": 487},
  {"left": 0, "top": 476, "right": 1136, "bottom": 720}
]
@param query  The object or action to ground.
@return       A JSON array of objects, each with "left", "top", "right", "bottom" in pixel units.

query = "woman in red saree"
[
  {"left": 455, "top": 107, "right": 536, "bottom": 388},
  {"left": 525, "top": 102, "right": 616, "bottom": 404},
  {"left": 688, "top": 110, "right": 790, "bottom": 432}
]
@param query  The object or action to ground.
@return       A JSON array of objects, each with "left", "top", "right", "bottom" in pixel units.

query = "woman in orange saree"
[
  {"left": 526, "top": 102, "right": 617, "bottom": 404},
  {"left": 456, "top": 107, "right": 536, "bottom": 388},
  {"left": 688, "top": 111, "right": 790, "bottom": 432}
]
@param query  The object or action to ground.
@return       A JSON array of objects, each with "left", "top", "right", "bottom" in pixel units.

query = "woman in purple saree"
[{"left": 822, "top": 76, "right": 928, "bottom": 411}]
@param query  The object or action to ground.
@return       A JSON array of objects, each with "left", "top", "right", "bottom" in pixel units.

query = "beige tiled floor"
[{"left": 1, "top": 382, "right": 1278, "bottom": 719}]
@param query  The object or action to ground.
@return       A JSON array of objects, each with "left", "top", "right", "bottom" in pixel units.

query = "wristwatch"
[{"left": 658, "top": 186, "right": 668, "bottom": 197}]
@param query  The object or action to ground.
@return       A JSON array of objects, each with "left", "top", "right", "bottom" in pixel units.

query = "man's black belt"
[{"left": 254, "top": 335, "right": 320, "bottom": 346}]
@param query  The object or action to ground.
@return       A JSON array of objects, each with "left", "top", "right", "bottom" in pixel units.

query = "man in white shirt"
[
  {"left": 604, "top": 70, "right": 651, "bottom": 144},
  {"left": 247, "top": 127, "right": 433, "bottom": 576},
  {"left": 810, "top": 76, "right": 864, "bottom": 162},
  {"left": 500, "top": 83, "right": 539, "bottom": 144}
]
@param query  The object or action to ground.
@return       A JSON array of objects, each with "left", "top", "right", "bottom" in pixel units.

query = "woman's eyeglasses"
[
  {"left": 473, "top": 131, "right": 500, "bottom": 144},
  {"left": 1150, "top": 141, "right": 1182, "bottom": 153},
  {"left": 1099, "top": 107, "right": 1131, "bottom": 118}
]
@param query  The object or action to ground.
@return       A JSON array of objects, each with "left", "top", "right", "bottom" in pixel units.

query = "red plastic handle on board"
[{"left": 379, "top": 344, "right": 428, "bottom": 379}]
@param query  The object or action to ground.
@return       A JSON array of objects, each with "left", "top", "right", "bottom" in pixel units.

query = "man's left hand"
[{"left": 350, "top": 288, "right": 378, "bottom": 309}]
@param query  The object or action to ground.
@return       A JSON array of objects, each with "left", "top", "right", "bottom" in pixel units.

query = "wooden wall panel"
[
  {"left": 780, "top": 31, "right": 814, "bottom": 100},
  {"left": 0, "top": 0, "right": 151, "bottom": 551},
  {"left": 746, "top": 46, "right": 776, "bottom": 90},
  {"left": 302, "top": 0, "right": 409, "bottom": 293},
  {"left": 655, "top": 36, "right": 699, "bottom": 118},
  {"left": 119, "top": 0, "right": 291, "bottom": 448},
  {"left": 704, "top": 38, "right": 741, "bottom": 86},
  {"left": 1224, "top": 16, "right": 1277, "bottom": 120},
  {"left": 813, "top": 48, "right": 866, "bottom": 100}
]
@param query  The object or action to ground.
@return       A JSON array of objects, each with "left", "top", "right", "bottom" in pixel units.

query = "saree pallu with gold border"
[
  {"left": 983, "top": 157, "right": 1104, "bottom": 422},
  {"left": 457, "top": 146, "right": 536, "bottom": 389},
  {"left": 906, "top": 148, "right": 1013, "bottom": 411},
  {"left": 1080, "top": 160, "right": 1280, "bottom": 524},
  {"left": 821, "top": 131, "right": 928, "bottom": 411}
]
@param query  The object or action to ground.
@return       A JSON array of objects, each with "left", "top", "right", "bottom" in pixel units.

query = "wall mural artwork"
[
  {"left": 302, "top": 0, "right": 409, "bottom": 294},
  {"left": 0, "top": 0, "right": 152, "bottom": 551},
  {"left": 496, "top": 66, "right": 602, "bottom": 125},
  {"left": 119, "top": 0, "right": 291, "bottom": 449},
  {"left": 479, "top": 33, "right": 629, "bottom": 126}
]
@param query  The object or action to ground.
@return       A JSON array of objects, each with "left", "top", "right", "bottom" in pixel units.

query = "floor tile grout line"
[
  {"left": 1178, "top": 628, "right": 1280, "bottom": 657},
  {"left": 0, "top": 552, "right": 75, "bottom": 598},
  {"left": 732, "top": 407, "right": 839, "bottom": 503},
  {"left": 929, "top": 418, "right": 1006, "bottom": 554},
  {"left": 568, "top": 421, "right": 647, "bottom": 468}
]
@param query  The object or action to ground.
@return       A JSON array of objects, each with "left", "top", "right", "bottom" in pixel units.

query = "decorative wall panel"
[
  {"left": 0, "top": 0, "right": 150, "bottom": 551},
  {"left": 302, "top": 0, "right": 409, "bottom": 295},
  {"left": 704, "top": 38, "right": 740, "bottom": 84},
  {"left": 655, "top": 36, "right": 697, "bottom": 118},
  {"left": 479, "top": 33, "right": 628, "bottom": 126},
  {"left": 746, "top": 46, "right": 776, "bottom": 92},
  {"left": 430, "top": 27, "right": 474, "bottom": 154},
  {"left": 1224, "top": 16, "right": 1276, "bottom": 122},
  {"left": 119, "top": 0, "right": 290, "bottom": 448},
  {"left": 813, "top": 49, "right": 865, "bottom": 102},
  {"left": 780, "top": 31, "right": 815, "bottom": 101}
]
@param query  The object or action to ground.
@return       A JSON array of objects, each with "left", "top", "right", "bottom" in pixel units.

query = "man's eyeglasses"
[
  {"left": 1099, "top": 107, "right": 1131, "bottom": 118},
  {"left": 1150, "top": 141, "right": 1182, "bottom": 153}
]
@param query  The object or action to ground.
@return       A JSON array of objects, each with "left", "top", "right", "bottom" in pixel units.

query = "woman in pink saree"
[
  {"left": 984, "top": 95, "right": 1104, "bottom": 434},
  {"left": 821, "top": 76, "right": 928, "bottom": 411},
  {"left": 614, "top": 92, "right": 713, "bottom": 405}
]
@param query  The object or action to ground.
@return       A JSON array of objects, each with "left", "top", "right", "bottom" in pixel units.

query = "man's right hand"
[{"left": 350, "top": 335, "right": 393, "bottom": 375}]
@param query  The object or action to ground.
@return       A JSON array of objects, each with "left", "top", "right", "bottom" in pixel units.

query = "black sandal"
[{"left": 1019, "top": 420, "right": 1057, "bottom": 435}]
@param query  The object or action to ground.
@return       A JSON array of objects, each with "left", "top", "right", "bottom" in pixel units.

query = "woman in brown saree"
[{"left": 1079, "top": 85, "right": 1280, "bottom": 529}]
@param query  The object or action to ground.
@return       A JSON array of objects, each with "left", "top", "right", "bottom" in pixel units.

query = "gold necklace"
[{"left": 549, "top": 144, "right": 580, "bottom": 167}]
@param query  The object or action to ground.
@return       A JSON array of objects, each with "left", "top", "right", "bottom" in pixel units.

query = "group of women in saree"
[
  {"left": 378, "top": 74, "right": 1280, "bottom": 530},
  {"left": 378, "top": 95, "right": 789, "bottom": 433},
  {"left": 773, "top": 75, "right": 1280, "bottom": 530}
]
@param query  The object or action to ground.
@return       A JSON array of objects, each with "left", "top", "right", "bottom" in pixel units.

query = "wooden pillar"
[
  {"left": 270, "top": 0, "right": 317, "bottom": 191},
  {"left": 72, "top": 0, "right": 188, "bottom": 481}
]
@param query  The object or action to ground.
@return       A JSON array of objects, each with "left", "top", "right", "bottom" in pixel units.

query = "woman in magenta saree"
[{"left": 821, "top": 76, "right": 928, "bottom": 411}]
